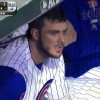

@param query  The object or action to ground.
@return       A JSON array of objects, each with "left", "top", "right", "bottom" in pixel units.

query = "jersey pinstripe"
[
  {"left": 0, "top": 37, "right": 68, "bottom": 100},
  {"left": 0, "top": 24, "right": 28, "bottom": 44},
  {"left": 1, "top": 36, "right": 100, "bottom": 100},
  {"left": 66, "top": 67, "right": 100, "bottom": 100}
]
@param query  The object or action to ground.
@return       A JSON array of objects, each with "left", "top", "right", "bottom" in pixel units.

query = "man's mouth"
[{"left": 55, "top": 44, "right": 64, "bottom": 53}]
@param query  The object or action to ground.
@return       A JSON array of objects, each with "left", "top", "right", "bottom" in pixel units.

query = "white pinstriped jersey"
[
  {"left": 66, "top": 67, "right": 100, "bottom": 100},
  {"left": 0, "top": 37, "right": 68, "bottom": 100},
  {"left": 1, "top": 37, "right": 100, "bottom": 100}
]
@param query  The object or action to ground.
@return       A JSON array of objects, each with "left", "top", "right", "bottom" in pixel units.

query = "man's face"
[{"left": 38, "top": 19, "right": 68, "bottom": 58}]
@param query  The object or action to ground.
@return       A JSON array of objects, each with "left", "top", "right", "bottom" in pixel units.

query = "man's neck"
[{"left": 29, "top": 39, "right": 48, "bottom": 65}]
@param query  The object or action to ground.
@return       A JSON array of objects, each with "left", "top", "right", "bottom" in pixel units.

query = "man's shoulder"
[
  {"left": 0, "top": 36, "right": 28, "bottom": 65},
  {"left": 0, "top": 36, "right": 28, "bottom": 71},
  {"left": 0, "top": 36, "right": 28, "bottom": 53}
]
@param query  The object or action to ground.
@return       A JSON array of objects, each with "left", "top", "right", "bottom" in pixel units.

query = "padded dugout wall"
[{"left": 0, "top": 0, "right": 63, "bottom": 41}]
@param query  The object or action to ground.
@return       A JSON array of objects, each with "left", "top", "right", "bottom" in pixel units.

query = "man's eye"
[
  {"left": 63, "top": 30, "right": 67, "bottom": 35},
  {"left": 50, "top": 32, "right": 57, "bottom": 35},
  {"left": 63, "top": 32, "right": 67, "bottom": 35},
  {"left": 63, "top": 28, "right": 68, "bottom": 35}
]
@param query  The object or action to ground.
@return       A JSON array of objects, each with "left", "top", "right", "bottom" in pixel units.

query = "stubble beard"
[{"left": 37, "top": 35, "right": 61, "bottom": 59}]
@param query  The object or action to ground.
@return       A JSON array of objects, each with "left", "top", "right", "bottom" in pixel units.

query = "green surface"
[
  {"left": 0, "top": 0, "right": 40, "bottom": 40},
  {"left": 0, "top": 0, "right": 64, "bottom": 41}
]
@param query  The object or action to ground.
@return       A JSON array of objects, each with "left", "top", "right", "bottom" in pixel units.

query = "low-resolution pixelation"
[{"left": 0, "top": 0, "right": 100, "bottom": 100}]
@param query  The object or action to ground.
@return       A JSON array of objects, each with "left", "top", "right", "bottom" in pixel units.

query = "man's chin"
[
  {"left": 50, "top": 54, "right": 62, "bottom": 58},
  {"left": 43, "top": 50, "right": 62, "bottom": 58}
]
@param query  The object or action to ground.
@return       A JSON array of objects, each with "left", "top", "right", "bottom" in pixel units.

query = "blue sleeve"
[
  {"left": 0, "top": 66, "right": 26, "bottom": 100},
  {"left": 63, "top": 0, "right": 100, "bottom": 77}
]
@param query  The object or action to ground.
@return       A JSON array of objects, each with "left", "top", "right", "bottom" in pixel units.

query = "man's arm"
[
  {"left": 42, "top": 95, "right": 69, "bottom": 100},
  {"left": 59, "top": 95, "right": 69, "bottom": 100},
  {"left": 65, "top": 20, "right": 77, "bottom": 46}
]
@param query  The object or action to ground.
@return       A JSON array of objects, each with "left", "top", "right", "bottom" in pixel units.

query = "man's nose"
[{"left": 58, "top": 33, "right": 65, "bottom": 43}]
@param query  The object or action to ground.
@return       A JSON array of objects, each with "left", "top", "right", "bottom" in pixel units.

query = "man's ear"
[{"left": 31, "top": 28, "right": 39, "bottom": 40}]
